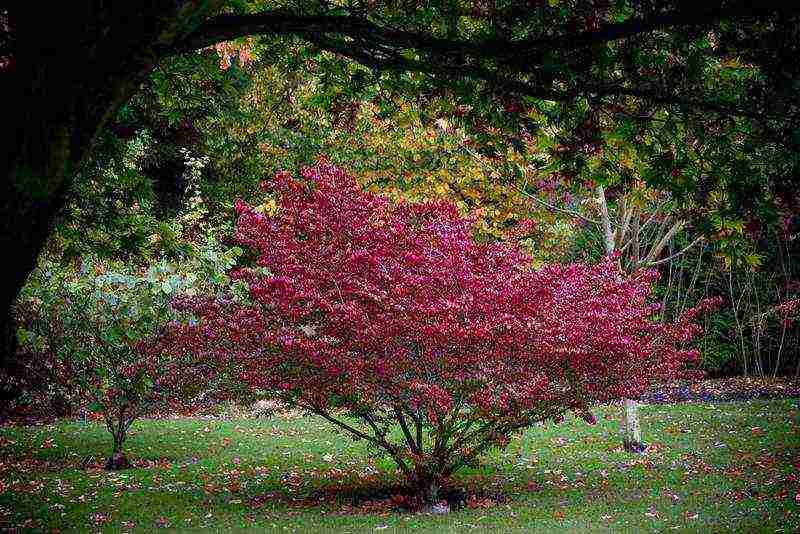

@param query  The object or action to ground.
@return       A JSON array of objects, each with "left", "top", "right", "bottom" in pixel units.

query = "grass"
[{"left": 1, "top": 399, "right": 799, "bottom": 532}]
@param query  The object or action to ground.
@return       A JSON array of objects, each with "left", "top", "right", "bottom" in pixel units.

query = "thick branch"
[
  {"left": 177, "top": 3, "right": 797, "bottom": 62},
  {"left": 643, "top": 219, "right": 686, "bottom": 265},
  {"left": 597, "top": 186, "right": 616, "bottom": 255},
  {"left": 393, "top": 406, "right": 421, "bottom": 454},
  {"left": 647, "top": 236, "right": 705, "bottom": 266},
  {"left": 169, "top": 4, "right": 799, "bottom": 117}
]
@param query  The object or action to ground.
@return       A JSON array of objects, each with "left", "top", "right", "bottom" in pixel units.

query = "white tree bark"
[
  {"left": 598, "top": 186, "right": 646, "bottom": 453},
  {"left": 621, "top": 398, "right": 645, "bottom": 452}
]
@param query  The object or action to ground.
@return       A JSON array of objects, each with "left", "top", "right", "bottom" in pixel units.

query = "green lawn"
[{"left": 1, "top": 400, "right": 799, "bottom": 533}]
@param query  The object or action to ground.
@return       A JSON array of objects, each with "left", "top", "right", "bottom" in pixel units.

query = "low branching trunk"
[
  {"left": 104, "top": 416, "right": 133, "bottom": 470},
  {"left": 106, "top": 440, "right": 131, "bottom": 471},
  {"left": 408, "top": 471, "right": 445, "bottom": 506}
]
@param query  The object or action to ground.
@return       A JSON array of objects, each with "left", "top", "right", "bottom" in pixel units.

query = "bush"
[
  {"left": 10, "top": 237, "right": 239, "bottom": 468},
  {"left": 164, "top": 162, "right": 712, "bottom": 502}
]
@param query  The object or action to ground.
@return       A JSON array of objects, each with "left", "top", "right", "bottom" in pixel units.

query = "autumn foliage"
[{"left": 164, "top": 162, "right": 713, "bottom": 501}]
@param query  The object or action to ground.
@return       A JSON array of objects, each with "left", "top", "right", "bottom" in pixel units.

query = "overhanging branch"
[
  {"left": 175, "top": 2, "right": 798, "bottom": 60},
  {"left": 166, "top": 3, "right": 799, "bottom": 118}
]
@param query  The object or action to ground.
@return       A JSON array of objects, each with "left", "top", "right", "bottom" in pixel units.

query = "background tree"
[
  {"left": 47, "top": 27, "right": 800, "bottom": 388},
  {"left": 3, "top": 1, "right": 799, "bottom": 377}
]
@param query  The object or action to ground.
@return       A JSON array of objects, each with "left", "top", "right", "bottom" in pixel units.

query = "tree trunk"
[
  {"left": 0, "top": 2, "right": 222, "bottom": 384},
  {"left": 621, "top": 398, "right": 646, "bottom": 453},
  {"left": 597, "top": 186, "right": 646, "bottom": 453},
  {"left": 0, "top": 305, "right": 22, "bottom": 402},
  {"left": 105, "top": 428, "right": 131, "bottom": 470},
  {"left": 0, "top": 118, "right": 75, "bottom": 399},
  {"left": 411, "top": 472, "right": 448, "bottom": 511}
]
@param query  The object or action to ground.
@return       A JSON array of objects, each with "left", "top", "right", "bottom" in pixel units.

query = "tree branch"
[
  {"left": 176, "top": 3, "right": 797, "bottom": 62},
  {"left": 166, "top": 3, "right": 799, "bottom": 118},
  {"left": 643, "top": 219, "right": 686, "bottom": 265},
  {"left": 647, "top": 236, "right": 705, "bottom": 266},
  {"left": 393, "top": 406, "right": 421, "bottom": 454}
]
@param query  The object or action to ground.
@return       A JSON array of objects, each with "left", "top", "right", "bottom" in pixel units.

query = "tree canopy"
[{"left": 2, "top": 0, "right": 799, "bottom": 377}]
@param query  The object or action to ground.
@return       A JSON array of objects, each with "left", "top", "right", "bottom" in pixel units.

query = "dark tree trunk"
[
  {"left": 105, "top": 427, "right": 132, "bottom": 470},
  {"left": 0, "top": 2, "right": 222, "bottom": 384},
  {"left": 0, "top": 103, "right": 76, "bottom": 401},
  {"left": 408, "top": 469, "right": 448, "bottom": 508},
  {"left": 105, "top": 450, "right": 131, "bottom": 471}
]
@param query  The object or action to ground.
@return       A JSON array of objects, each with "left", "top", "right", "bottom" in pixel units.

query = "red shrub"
[{"left": 164, "top": 162, "right": 712, "bottom": 501}]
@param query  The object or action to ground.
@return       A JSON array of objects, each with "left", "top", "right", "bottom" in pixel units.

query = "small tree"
[
  {"left": 166, "top": 162, "right": 714, "bottom": 503},
  {"left": 13, "top": 238, "right": 238, "bottom": 469}
]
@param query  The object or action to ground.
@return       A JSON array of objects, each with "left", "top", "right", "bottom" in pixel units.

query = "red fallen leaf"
[
  {"left": 466, "top": 495, "right": 500, "bottom": 509},
  {"left": 89, "top": 512, "right": 107, "bottom": 525}
]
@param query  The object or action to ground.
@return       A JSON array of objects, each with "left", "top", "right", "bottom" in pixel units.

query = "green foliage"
[
  {"left": 22, "top": 233, "right": 240, "bottom": 354},
  {"left": 53, "top": 48, "right": 251, "bottom": 262},
  {"left": 32, "top": 2, "right": 800, "bottom": 386},
  {"left": 656, "top": 227, "right": 800, "bottom": 377},
  {"left": 8, "top": 235, "right": 242, "bottom": 464}
]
